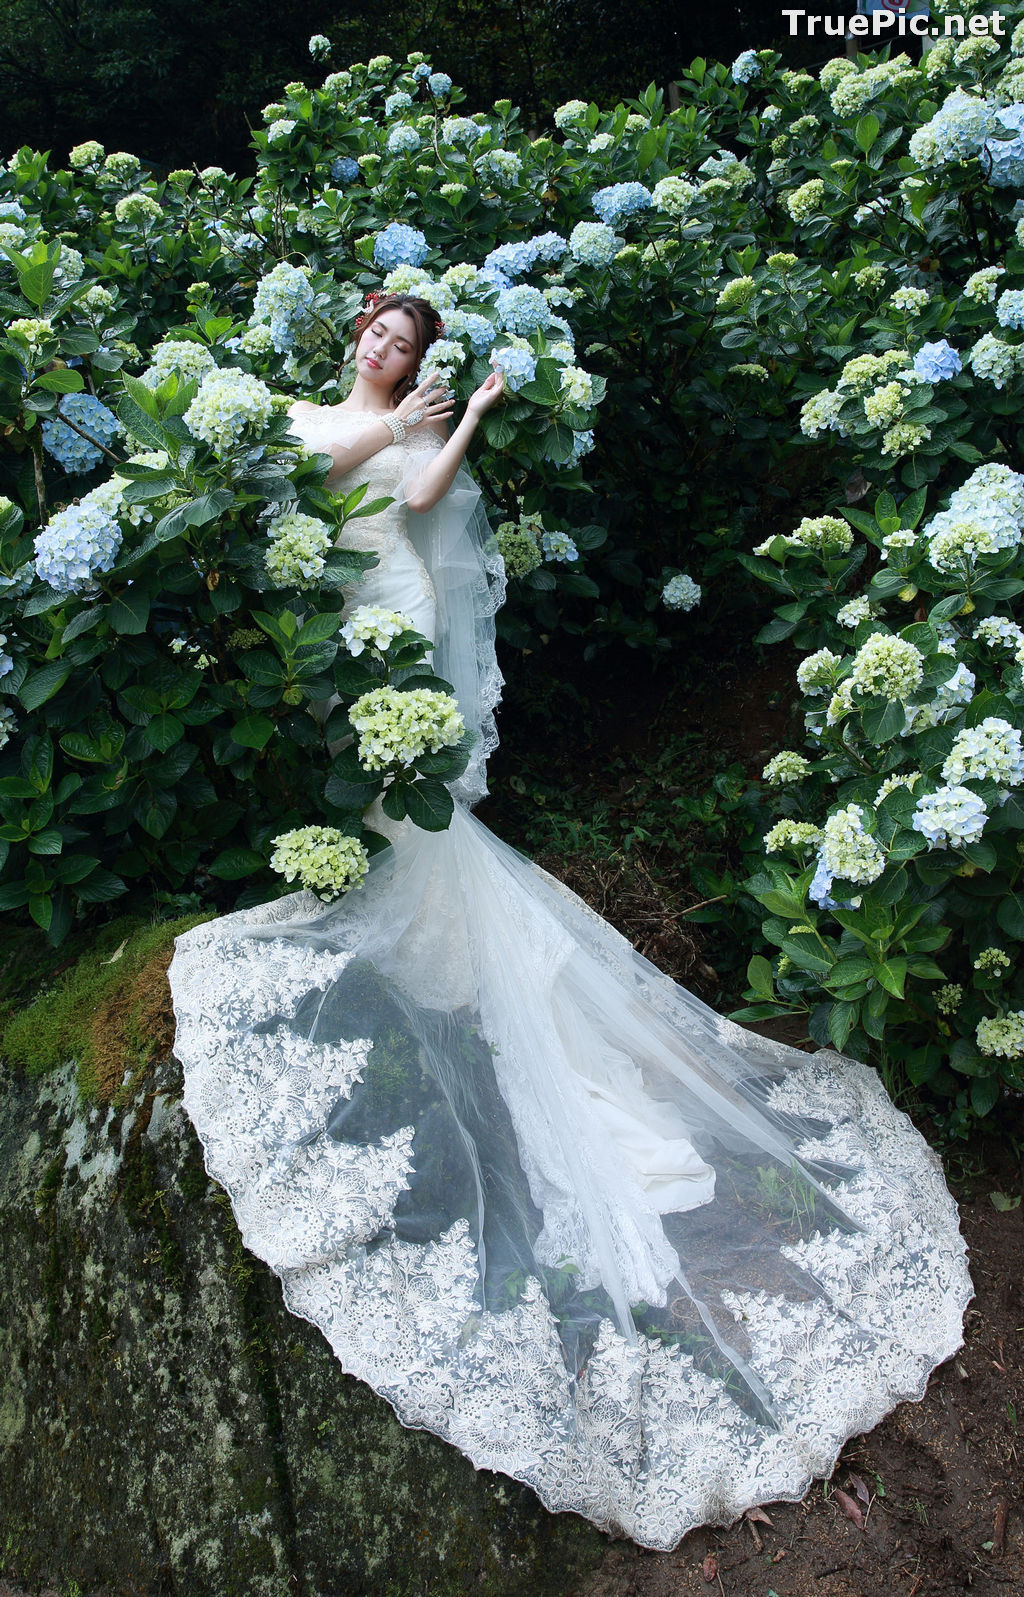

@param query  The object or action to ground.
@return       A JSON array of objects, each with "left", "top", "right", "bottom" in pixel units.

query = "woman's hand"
[
  {"left": 394, "top": 372, "right": 455, "bottom": 429},
  {"left": 465, "top": 367, "right": 505, "bottom": 418}
]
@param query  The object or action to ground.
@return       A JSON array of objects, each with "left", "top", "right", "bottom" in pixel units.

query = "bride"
[{"left": 168, "top": 292, "right": 972, "bottom": 1551}]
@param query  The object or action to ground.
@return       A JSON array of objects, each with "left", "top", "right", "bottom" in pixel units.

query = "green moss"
[{"left": 0, "top": 912, "right": 213, "bottom": 1101}]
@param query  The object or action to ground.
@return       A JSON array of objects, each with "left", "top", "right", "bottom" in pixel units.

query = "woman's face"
[{"left": 355, "top": 307, "right": 419, "bottom": 389}]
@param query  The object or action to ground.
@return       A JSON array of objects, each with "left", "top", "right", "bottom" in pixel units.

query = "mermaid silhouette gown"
[{"left": 168, "top": 408, "right": 972, "bottom": 1550}]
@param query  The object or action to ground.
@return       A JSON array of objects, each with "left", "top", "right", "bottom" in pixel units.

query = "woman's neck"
[{"left": 343, "top": 371, "right": 397, "bottom": 413}]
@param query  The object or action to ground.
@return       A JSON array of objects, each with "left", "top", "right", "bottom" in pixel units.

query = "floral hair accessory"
[{"left": 354, "top": 290, "right": 446, "bottom": 340}]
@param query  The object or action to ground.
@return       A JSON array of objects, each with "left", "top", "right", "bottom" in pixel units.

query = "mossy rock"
[{"left": 0, "top": 927, "right": 605, "bottom": 1597}]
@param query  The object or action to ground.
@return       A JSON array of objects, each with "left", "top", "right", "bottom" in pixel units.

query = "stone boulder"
[{"left": 0, "top": 1039, "right": 604, "bottom": 1596}]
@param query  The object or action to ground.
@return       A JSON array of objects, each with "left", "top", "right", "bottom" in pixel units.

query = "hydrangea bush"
[{"left": 737, "top": 468, "right": 1024, "bottom": 1133}]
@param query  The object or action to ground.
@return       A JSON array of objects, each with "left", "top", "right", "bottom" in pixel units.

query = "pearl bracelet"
[{"left": 381, "top": 413, "right": 406, "bottom": 444}]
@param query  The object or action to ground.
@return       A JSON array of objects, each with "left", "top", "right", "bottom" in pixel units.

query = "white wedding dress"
[{"left": 168, "top": 409, "right": 972, "bottom": 1550}]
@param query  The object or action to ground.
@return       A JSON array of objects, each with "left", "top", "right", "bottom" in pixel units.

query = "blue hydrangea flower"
[
  {"left": 541, "top": 530, "right": 578, "bottom": 562},
  {"left": 250, "top": 261, "right": 316, "bottom": 353},
  {"left": 331, "top": 156, "right": 359, "bottom": 183},
  {"left": 373, "top": 222, "right": 429, "bottom": 270},
  {"left": 34, "top": 491, "right": 123, "bottom": 591},
  {"left": 411, "top": 63, "right": 432, "bottom": 81},
  {"left": 483, "top": 240, "right": 538, "bottom": 279},
  {"left": 997, "top": 289, "right": 1024, "bottom": 330},
  {"left": 449, "top": 310, "right": 497, "bottom": 354},
  {"left": 496, "top": 285, "right": 551, "bottom": 336},
  {"left": 569, "top": 222, "right": 617, "bottom": 268},
  {"left": 0, "top": 200, "right": 26, "bottom": 222},
  {"left": 731, "top": 50, "right": 761, "bottom": 84},
  {"left": 387, "top": 125, "right": 421, "bottom": 156},
  {"left": 385, "top": 91, "right": 412, "bottom": 116},
  {"left": 531, "top": 231, "right": 568, "bottom": 262},
  {"left": 41, "top": 393, "right": 121, "bottom": 475},
  {"left": 986, "top": 104, "right": 1024, "bottom": 188},
  {"left": 662, "top": 573, "right": 702, "bottom": 611},
  {"left": 912, "top": 340, "right": 962, "bottom": 382},
  {"left": 592, "top": 182, "right": 653, "bottom": 226},
  {"left": 428, "top": 72, "right": 453, "bottom": 95},
  {"left": 492, "top": 346, "right": 537, "bottom": 391}
]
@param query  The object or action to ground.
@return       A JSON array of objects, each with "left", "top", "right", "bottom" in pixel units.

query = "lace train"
[{"left": 169, "top": 807, "right": 971, "bottom": 1549}]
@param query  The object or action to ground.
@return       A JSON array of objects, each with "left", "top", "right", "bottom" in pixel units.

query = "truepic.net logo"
[{"left": 781, "top": 4, "right": 1007, "bottom": 36}]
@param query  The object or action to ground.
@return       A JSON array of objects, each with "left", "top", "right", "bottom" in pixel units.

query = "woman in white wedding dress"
[{"left": 168, "top": 293, "right": 972, "bottom": 1551}]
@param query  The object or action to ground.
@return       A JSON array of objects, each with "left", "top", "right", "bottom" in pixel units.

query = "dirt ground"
[{"left": 573, "top": 1190, "right": 1023, "bottom": 1597}]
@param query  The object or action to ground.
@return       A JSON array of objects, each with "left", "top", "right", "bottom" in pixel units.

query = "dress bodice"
[
  {"left": 287, "top": 404, "right": 441, "bottom": 560},
  {"left": 287, "top": 404, "right": 442, "bottom": 639}
]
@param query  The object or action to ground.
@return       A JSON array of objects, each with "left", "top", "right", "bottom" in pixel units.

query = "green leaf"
[
  {"left": 231, "top": 714, "right": 275, "bottom": 750},
  {"left": 35, "top": 368, "right": 86, "bottom": 394},
  {"left": 144, "top": 713, "right": 184, "bottom": 751},
  {"left": 997, "top": 891, "right": 1024, "bottom": 940},
  {"left": 207, "top": 847, "right": 267, "bottom": 880},
  {"left": 75, "top": 867, "right": 128, "bottom": 904},
  {"left": 746, "top": 954, "right": 774, "bottom": 996},
  {"left": 381, "top": 783, "right": 408, "bottom": 822},
  {"left": 27, "top": 827, "right": 62, "bottom": 855},
  {"left": 861, "top": 698, "right": 906, "bottom": 743},
  {"left": 970, "top": 1076, "right": 1000, "bottom": 1118},
  {"left": 19, "top": 663, "right": 71, "bottom": 711},
  {"left": 826, "top": 954, "right": 874, "bottom": 987},
  {"left": 404, "top": 779, "right": 454, "bottom": 832},
  {"left": 108, "top": 588, "right": 151, "bottom": 634},
  {"left": 117, "top": 394, "right": 167, "bottom": 452},
  {"left": 296, "top": 611, "right": 344, "bottom": 646},
  {"left": 876, "top": 958, "right": 907, "bottom": 998},
  {"left": 854, "top": 113, "right": 880, "bottom": 153},
  {"left": 828, "top": 1000, "right": 858, "bottom": 1051}
]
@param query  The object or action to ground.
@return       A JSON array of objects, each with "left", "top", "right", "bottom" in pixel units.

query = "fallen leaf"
[
  {"left": 848, "top": 1473, "right": 871, "bottom": 1508},
  {"left": 745, "top": 1506, "right": 773, "bottom": 1526},
  {"left": 102, "top": 938, "right": 129, "bottom": 965},
  {"left": 702, "top": 1552, "right": 719, "bottom": 1582},
  {"left": 833, "top": 1487, "right": 865, "bottom": 1529},
  {"left": 989, "top": 1191, "right": 1022, "bottom": 1212}
]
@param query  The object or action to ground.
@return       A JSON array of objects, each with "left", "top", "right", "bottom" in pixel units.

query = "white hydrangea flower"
[
  {"left": 184, "top": 368, "right": 275, "bottom": 456},
  {"left": 558, "top": 366, "right": 594, "bottom": 407},
  {"left": 974, "top": 947, "right": 1011, "bottom": 975},
  {"left": 936, "top": 983, "right": 963, "bottom": 1015},
  {"left": 799, "top": 390, "right": 841, "bottom": 437},
  {"left": 911, "top": 784, "right": 988, "bottom": 848},
  {"left": 941, "top": 718, "right": 1024, "bottom": 787},
  {"left": 864, "top": 382, "right": 905, "bottom": 428},
  {"left": 891, "top": 285, "right": 930, "bottom": 314},
  {"left": 270, "top": 826, "right": 369, "bottom": 899},
  {"left": 875, "top": 771, "right": 922, "bottom": 805},
  {"left": 763, "top": 820, "right": 823, "bottom": 853},
  {"left": 652, "top": 175, "right": 697, "bottom": 217},
  {"left": 349, "top": 686, "right": 465, "bottom": 770},
  {"left": 967, "top": 332, "right": 1020, "bottom": 389},
  {"left": 820, "top": 803, "right": 886, "bottom": 884},
  {"left": 849, "top": 634, "right": 924, "bottom": 699},
  {"left": 963, "top": 265, "right": 1005, "bottom": 303},
  {"left": 826, "top": 678, "right": 857, "bottom": 727},
  {"left": 976, "top": 1011, "right": 1024, "bottom": 1057},
  {"left": 836, "top": 596, "right": 873, "bottom": 629},
  {"left": 784, "top": 178, "right": 825, "bottom": 220},
  {"left": 140, "top": 338, "right": 217, "bottom": 389},
  {"left": 927, "top": 514, "right": 1001, "bottom": 570},
  {"left": 265, "top": 511, "right": 334, "bottom": 589},
  {"left": 661, "top": 574, "right": 701, "bottom": 611},
  {"left": 763, "top": 751, "right": 811, "bottom": 784},
  {"left": 797, "top": 647, "right": 841, "bottom": 694},
  {"left": 340, "top": 606, "right": 415, "bottom": 656}
]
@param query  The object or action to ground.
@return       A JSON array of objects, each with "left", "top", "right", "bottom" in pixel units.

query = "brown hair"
[{"left": 351, "top": 293, "right": 444, "bottom": 406}]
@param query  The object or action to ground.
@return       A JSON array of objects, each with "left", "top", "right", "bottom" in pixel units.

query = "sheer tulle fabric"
[{"left": 169, "top": 409, "right": 972, "bottom": 1549}]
